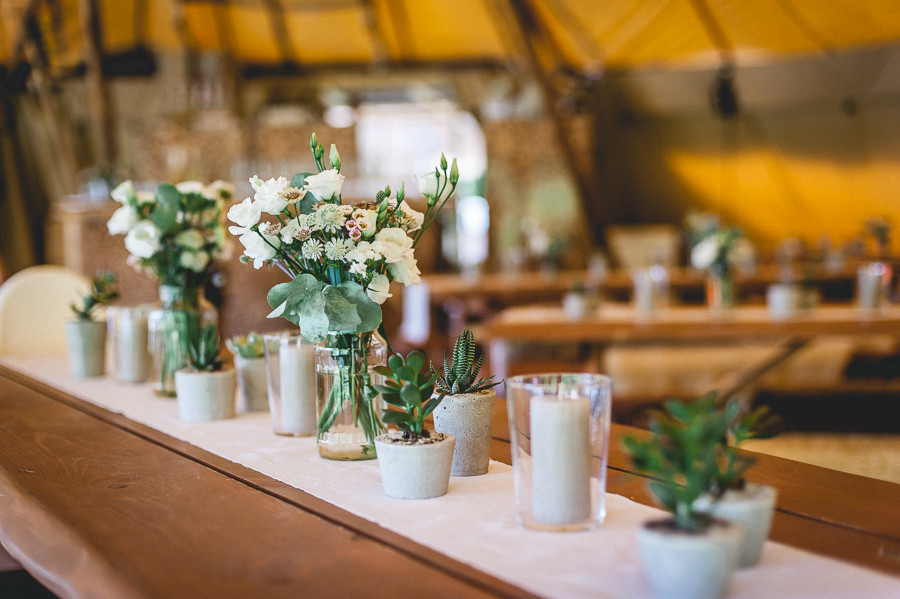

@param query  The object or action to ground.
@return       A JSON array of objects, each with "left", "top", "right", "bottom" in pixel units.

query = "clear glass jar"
[
  {"left": 314, "top": 331, "right": 386, "bottom": 461},
  {"left": 706, "top": 267, "right": 736, "bottom": 312},
  {"left": 147, "top": 285, "right": 217, "bottom": 396},
  {"left": 263, "top": 331, "right": 316, "bottom": 436}
]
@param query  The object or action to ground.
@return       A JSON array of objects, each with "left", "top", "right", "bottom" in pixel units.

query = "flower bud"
[
  {"left": 397, "top": 181, "right": 405, "bottom": 203},
  {"left": 329, "top": 144, "right": 341, "bottom": 171},
  {"left": 440, "top": 153, "right": 448, "bottom": 170},
  {"left": 310, "top": 132, "right": 318, "bottom": 151},
  {"left": 450, "top": 158, "right": 459, "bottom": 185}
]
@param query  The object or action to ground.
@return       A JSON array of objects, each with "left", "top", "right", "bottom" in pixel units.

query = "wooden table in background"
[{"left": 1, "top": 362, "right": 899, "bottom": 598}]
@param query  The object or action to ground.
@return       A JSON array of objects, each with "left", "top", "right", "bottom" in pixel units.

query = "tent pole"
[
  {"left": 77, "top": 0, "right": 117, "bottom": 166},
  {"left": 501, "top": 0, "right": 608, "bottom": 247}
]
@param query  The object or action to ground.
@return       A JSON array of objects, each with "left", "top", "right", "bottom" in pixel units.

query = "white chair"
[{"left": 0, "top": 265, "right": 91, "bottom": 355}]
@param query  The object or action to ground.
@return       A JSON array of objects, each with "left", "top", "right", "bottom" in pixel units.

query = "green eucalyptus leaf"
[
  {"left": 151, "top": 183, "right": 180, "bottom": 231},
  {"left": 322, "top": 285, "right": 362, "bottom": 333},
  {"left": 336, "top": 282, "right": 382, "bottom": 334}
]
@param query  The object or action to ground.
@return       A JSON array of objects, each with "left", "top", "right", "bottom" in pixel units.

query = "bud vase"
[
  {"left": 706, "top": 269, "right": 736, "bottom": 312},
  {"left": 147, "top": 285, "right": 217, "bottom": 396},
  {"left": 314, "top": 331, "right": 386, "bottom": 460}
]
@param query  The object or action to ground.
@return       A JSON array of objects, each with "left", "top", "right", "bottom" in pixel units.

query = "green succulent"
[
  {"left": 714, "top": 401, "right": 781, "bottom": 495},
  {"left": 433, "top": 329, "right": 500, "bottom": 395},
  {"left": 71, "top": 271, "right": 119, "bottom": 321},
  {"left": 374, "top": 350, "right": 444, "bottom": 440},
  {"left": 225, "top": 332, "right": 264, "bottom": 359},
  {"left": 187, "top": 324, "right": 224, "bottom": 372}
]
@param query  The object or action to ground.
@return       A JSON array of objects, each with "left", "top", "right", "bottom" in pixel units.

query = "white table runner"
[{"left": 4, "top": 355, "right": 898, "bottom": 598}]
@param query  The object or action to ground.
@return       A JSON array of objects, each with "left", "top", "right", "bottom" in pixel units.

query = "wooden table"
[
  {"left": 1, "top": 361, "right": 899, "bottom": 599},
  {"left": 484, "top": 303, "right": 900, "bottom": 385}
]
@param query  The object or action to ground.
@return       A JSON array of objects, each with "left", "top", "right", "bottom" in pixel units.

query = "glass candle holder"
[
  {"left": 107, "top": 305, "right": 151, "bottom": 383},
  {"left": 857, "top": 262, "right": 892, "bottom": 313},
  {"left": 263, "top": 331, "right": 317, "bottom": 436},
  {"left": 506, "top": 373, "right": 612, "bottom": 532}
]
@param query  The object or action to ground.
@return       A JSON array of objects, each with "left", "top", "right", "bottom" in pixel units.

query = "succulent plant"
[
  {"left": 433, "top": 329, "right": 500, "bottom": 395},
  {"left": 71, "top": 271, "right": 119, "bottom": 322},
  {"left": 714, "top": 401, "right": 781, "bottom": 495},
  {"left": 225, "top": 332, "right": 264, "bottom": 359},
  {"left": 374, "top": 350, "right": 444, "bottom": 440},
  {"left": 187, "top": 323, "right": 224, "bottom": 372}
]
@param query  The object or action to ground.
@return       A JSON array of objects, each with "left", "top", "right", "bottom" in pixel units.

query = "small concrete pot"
[
  {"left": 638, "top": 518, "right": 742, "bottom": 599},
  {"left": 65, "top": 320, "right": 107, "bottom": 378},
  {"left": 710, "top": 482, "right": 777, "bottom": 568},
  {"left": 432, "top": 390, "right": 496, "bottom": 476},
  {"left": 234, "top": 355, "right": 269, "bottom": 412},
  {"left": 374, "top": 431, "right": 456, "bottom": 499},
  {"left": 175, "top": 368, "right": 237, "bottom": 422}
]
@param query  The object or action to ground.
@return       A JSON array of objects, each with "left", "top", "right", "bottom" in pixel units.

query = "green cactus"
[
  {"left": 433, "top": 329, "right": 500, "bottom": 395},
  {"left": 187, "top": 324, "right": 224, "bottom": 372}
]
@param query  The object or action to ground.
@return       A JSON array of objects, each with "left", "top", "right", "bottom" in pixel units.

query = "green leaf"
[
  {"left": 399, "top": 383, "right": 421, "bottom": 405},
  {"left": 336, "top": 281, "right": 382, "bottom": 334},
  {"left": 151, "top": 183, "right": 180, "bottom": 231},
  {"left": 322, "top": 285, "right": 362, "bottom": 333},
  {"left": 405, "top": 350, "right": 426, "bottom": 374},
  {"left": 266, "top": 275, "right": 331, "bottom": 342},
  {"left": 396, "top": 366, "right": 416, "bottom": 384},
  {"left": 382, "top": 411, "right": 410, "bottom": 426}
]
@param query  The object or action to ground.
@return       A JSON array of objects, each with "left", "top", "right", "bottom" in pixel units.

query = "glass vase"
[
  {"left": 314, "top": 331, "right": 386, "bottom": 461},
  {"left": 147, "top": 285, "right": 217, "bottom": 397},
  {"left": 706, "top": 268, "right": 736, "bottom": 312}
]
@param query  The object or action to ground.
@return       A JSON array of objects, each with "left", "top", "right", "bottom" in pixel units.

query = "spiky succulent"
[
  {"left": 187, "top": 323, "right": 224, "bottom": 372},
  {"left": 71, "top": 271, "right": 119, "bottom": 321},
  {"left": 433, "top": 329, "right": 500, "bottom": 395}
]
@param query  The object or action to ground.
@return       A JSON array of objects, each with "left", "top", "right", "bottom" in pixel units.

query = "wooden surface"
[{"left": 1, "top": 363, "right": 899, "bottom": 599}]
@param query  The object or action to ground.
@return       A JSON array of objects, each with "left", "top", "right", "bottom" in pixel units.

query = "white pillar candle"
[
  {"left": 530, "top": 395, "right": 592, "bottom": 525},
  {"left": 115, "top": 313, "right": 149, "bottom": 383},
  {"left": 278, "top": 342, "right": 317, "bottom": 434}
]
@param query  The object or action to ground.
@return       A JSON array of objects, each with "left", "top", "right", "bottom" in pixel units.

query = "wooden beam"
[
  {"left": 500, "top": 0, "right": 609, "bottom": 246},
  {"left": 360, "top": 0, "right": 390, "bottom": 65},
  {"left": 262, "top": 0, "right": 302, "bottom": 67},
  {"left": 77, "top": 0, "right": 117, "bottom": 165}
]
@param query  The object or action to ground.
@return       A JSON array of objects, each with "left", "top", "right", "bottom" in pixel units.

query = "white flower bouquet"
[{"left": 107, "top": 180, "right": 232, "bottom": 288}]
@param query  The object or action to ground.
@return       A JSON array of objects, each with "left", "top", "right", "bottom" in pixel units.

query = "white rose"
[
  {"left": 249, "top": 176, "right": 290, "bottom": 215},
  {"left": 416, "top": 170, "right": 452, "bottom": 203},
  {"left": 179, "top": 250, "right": 210, "bottom": 272},
  {"left": 690, "top": 237, "right": 719, "bottom": 270},
  {"left": 227, "top": 197, "right": 262, "bottom": 231},
  {"left": 111, "top": 180, "right": 137, "bottom": 204},
  {"left": 388, "top": 254, "right": 421, "bottom": 286},
  {"left": 175, "top": 180, "right": 206, "bottom": 195},
  {"left": 304, "top": 169, "right": 344, "bottom": 202},
  {"left": 239, "top": 230, "right": 279, "bottom": 269},
  {"left": 353, "top": 209, "right": 378, "bottom": 238},
  {"left": 124, "top": 220, "right": 161, "bottom": 259},
  {"left": 175, "top": 229, "right": 205, "bottom": 250},
  {"left": 374, "top": 228, "right": 414, "bottom": 263},
  {"left": 366, "top": 273, "right": 393, "bottom": 305},
  {"left": 107, "top": 204, "right": 138, "bottom": 235}
]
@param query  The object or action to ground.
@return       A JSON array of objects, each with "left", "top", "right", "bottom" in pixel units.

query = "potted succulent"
[
  {"left": 66, "top": 272, "right": 119, "bottom": 378},
  {"left": 431, "top": 329, "right": 501, "bottom": 476},
  {"left": 624, "top": 393, "right": 743, "bottom": 599},
  {"left": 175, "top": 324, "right": 236, "bottom": 422},
  {"left": 226, "top": 332, "right": 269, "bottom": 412},
  {"left": 373, "top": 350, "right": 455, "bottom": 499},
  {"left": 707, "top": 401, "right": 781, "bottom": 568}
]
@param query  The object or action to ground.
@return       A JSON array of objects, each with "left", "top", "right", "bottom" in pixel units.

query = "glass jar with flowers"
[
  {"left": 228, "top": 133, "right": 458, "bottom": 460},
  {"left": 690, "top": 225, "right": 749, "bottom": 312},
  {"left": 107, "top": 179, "right": 232, "bottom": 395}
]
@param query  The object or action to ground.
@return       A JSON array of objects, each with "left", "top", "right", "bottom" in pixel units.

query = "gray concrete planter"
[
  {"left": 711, "top": 482, "right": 776, "bottom": 568},
  {"left": 432, "top": 389, "right": 496, "bottom": 476},
  {"left": 234, "top": 355, "right": 269, "bottom": 412},
  {"left": 65, "top": 320, "right": 107, "bottom": 378},
  {"left": 638, "top": 519, "right": 742, "bottom": 599},
  {"left": 175, "top": 368, "right": 237, "bottom": 422},
  {"left": 374, "top": 432, "right": 456, "bottom": 499}
]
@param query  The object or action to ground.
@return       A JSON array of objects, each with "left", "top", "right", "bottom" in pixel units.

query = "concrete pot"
[
  {"left": 234, "top": 355, "right": 269, "bottom": 412},
  {"left": 374, "top": 432, "right": 456, "bottom": 499},
  {"left": 638, "top": 519, "right": 742, "bottom": 599},
  {"left": 175, "top": 368, "right": 236, "bottom": 422},
  {"left": 711, "top": 482, "right": 777, "bottom": 568},
  {"left": 65, "top": 320, "right": 107, "bottom": 378},
  {"left": 432, "top": 390, "right": 495, "bottom": 476}
]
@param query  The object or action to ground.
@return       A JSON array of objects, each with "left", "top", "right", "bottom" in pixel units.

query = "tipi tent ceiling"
[{"left": 3, "top": 0, "right": 900, "bottom": 79}]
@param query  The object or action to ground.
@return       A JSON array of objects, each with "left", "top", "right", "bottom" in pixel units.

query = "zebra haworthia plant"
[{"left": 434, "top": 329, "right": 500, "bottom": 395}]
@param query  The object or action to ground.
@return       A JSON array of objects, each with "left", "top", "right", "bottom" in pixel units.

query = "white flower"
[
  {"left": 691, "top": 237, "right": 719, "bottom": 270},
  {"left": 324, "top": 239, "right": 351, "bottom": 261},
  {"left": 204, "top": 180, "right": 233, "bottom": 201},
  {"left": 239, "top": 230, "right": 279, "bottom": 269},
  {"left": 107, "top": 204, "right": 138, "bottom": 235},
  {"left": 374, "top": 228, "right": 414, "bottom": 263},
  {"left": 136, "top": 191, "right": 155, "bottom": 205},
  {"left": 312, "top": 203, "right": 345, "bottom": 232},
  {"left": 350, "top": 262, "right": 368, "bottom": 276},
  {"left": 388, "top": 255, "right": 421, "bottom": 285},
  {"left": 179, "top": 250, "right": 210, "bottom": 272},
  {"left": 176, "top": 180, "right": 206, "bottom": 195},
  {"left": 366, "top": 273, "right": 392, "bottom": 304},
  {"left": 416, "top": 170, "right": 453, "bottom": 203},
  {"left": 301, "top": 239, "right": 324, "bottom": 260},
  {"left": 111, "top": 180, "right": 137, "bottom": 204},
  {"left": 124, "top": 220, "right": 162, "bottom": 259},
  {"left": 227, "top": 197, "right": 262, "bottom": 232},
  {"left": 397, "top": 200, "right": 424, "bottom": 232},
  {"left": 304, "top": 169, "right": 344, "bottom": 202},
  {"left": 249, "top": 176, "right": 290, "bottom": 215},
  {"left": 175, "top": 229, "right": 205, "bottom": 250},
  {"left": 353, "top": 209, "right": 378, "bottom": 238}
]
